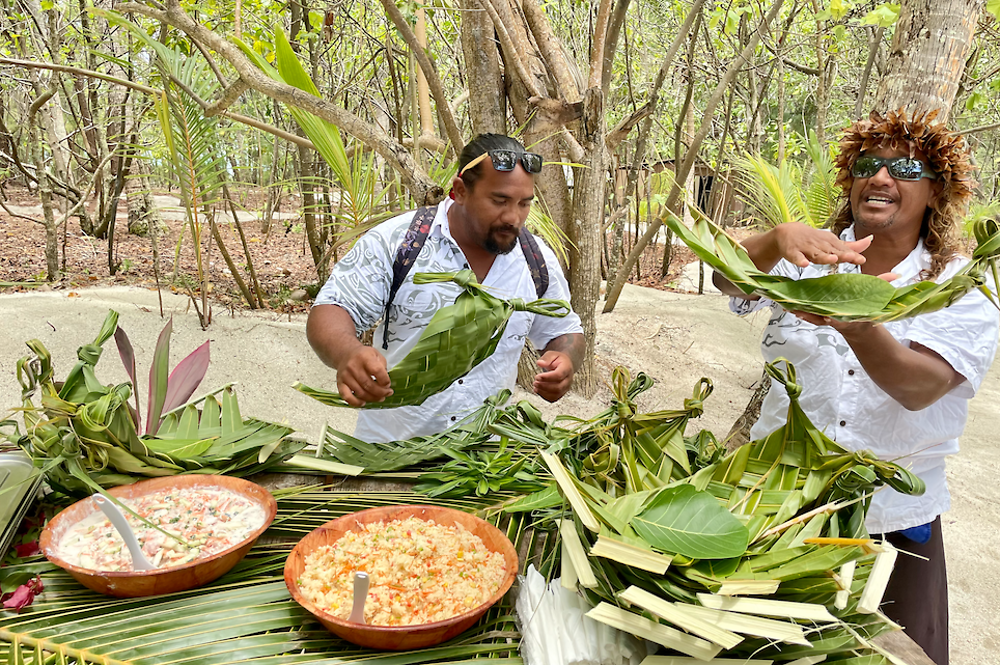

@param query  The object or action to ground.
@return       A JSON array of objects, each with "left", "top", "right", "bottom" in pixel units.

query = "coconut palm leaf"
[
  {"left": 803, "top": 130, "right": 838, "bottom": 226},
  {"left": 737, "top": 154, "right": 808, "bottom": 228},
  {"left": 666, "top": 207, "right": 998, "bottom": 322},
  {"left": 0, "top": 490, "right": 545, "bottom": 665},
  {"left": 295, "top": 271, "right": 570, "bottom": 409}
]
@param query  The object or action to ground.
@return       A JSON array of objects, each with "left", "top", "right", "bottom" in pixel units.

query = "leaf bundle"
[{"left": 295, "top": 270, "right": 570, "bottom": 409}]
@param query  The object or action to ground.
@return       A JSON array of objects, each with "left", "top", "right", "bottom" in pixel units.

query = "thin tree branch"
[
  {"left": 854, "top": 26, "right": 884, "bottom": 118},
  {"left": 606, "top": 102, "right": 651, "bottom": 151},
  {"left": 376, "top": 0, "right": 464, "bottom": 153},
  {"left": 521, "top": 0, "right": 581, "bottom": 103},
  {"left": 587, "top": 0, "right": 614, "bottom": 90},
  {"left": 960, "top": 120, "right": 1000, "bottom": 135},
  {"left": 116, "top": 3, "right": 443, "bottom": 204},
  {"left": 473, "top": 0, "right": 545, "bottom": 99},
  {"left": 206, "top": 78, "right": 250, "bottom": 116},
  {"left": 604, "top": 0, "right": 786, "bottom": 312}
]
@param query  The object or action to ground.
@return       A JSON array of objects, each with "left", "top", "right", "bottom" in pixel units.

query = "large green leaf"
[
  {"left": 762, "top": 273, "right": 897, "bottom": 316},
  {"left": 630, "top": 484, "right": 749, "bottom": 559}
]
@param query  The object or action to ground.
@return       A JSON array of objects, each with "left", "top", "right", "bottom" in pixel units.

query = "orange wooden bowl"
[
  {"left": 285, "top": 505, "right": 518, "bottom": 650},
  {"left": 40, "top": 475, "right": 276, "bottom": 598}
]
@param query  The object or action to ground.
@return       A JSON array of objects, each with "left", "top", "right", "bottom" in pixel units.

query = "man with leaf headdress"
[
  {"left": 714, "top": 110, "right": 999, "bottom": 663},
  {"left": 307, "top": 134, "right": 584, "bottom": 443}
]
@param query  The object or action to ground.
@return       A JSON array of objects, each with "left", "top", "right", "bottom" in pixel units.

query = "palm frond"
[
  {"left": 736, "top": 154, "right": 808, "bottom": 228},
  {"left": 803, "top": 130, "right": 839, "bottom": 226}
]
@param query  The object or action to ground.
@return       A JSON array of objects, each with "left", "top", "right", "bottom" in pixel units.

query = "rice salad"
[{"left": 298, "top": 517, "right": 506, "bottom": 626}]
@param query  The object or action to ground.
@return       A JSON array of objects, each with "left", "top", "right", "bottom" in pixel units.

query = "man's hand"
[
  {"left": 772, "top": 222, "right": 872, "bottom": 268},
  {"left": 336, "top": 346, "right": 393, "bottom": 407},
  {"left": 533, "top": 351, "right": 574, "bottom": 402}
]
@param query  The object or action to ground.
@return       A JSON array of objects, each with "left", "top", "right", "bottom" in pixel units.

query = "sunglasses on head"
[
  {"left": 460, "top": 149, "right": 544, "bottom": 176},
  {"left": 851, "top": 155, "right": 937, "bottom": 181}
]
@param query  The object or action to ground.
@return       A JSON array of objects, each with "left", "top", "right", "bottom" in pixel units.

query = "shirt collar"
[{"left": 840, "top": 224, "right": 929, "bottom": 284}]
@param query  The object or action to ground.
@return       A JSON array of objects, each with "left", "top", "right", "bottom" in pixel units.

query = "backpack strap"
[
  {"left": 383, "top": 205, "right": 437, "bottom": 349},
  {"left": 518, "top": 228, "right": 549, "bottom": 298},
  {"left": 382, "top": 207, "right": 550, "bottom": 349}
]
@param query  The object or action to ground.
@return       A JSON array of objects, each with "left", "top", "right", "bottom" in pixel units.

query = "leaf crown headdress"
[{"left": 833, "top": 108, "right": 976, "bottom": 210}]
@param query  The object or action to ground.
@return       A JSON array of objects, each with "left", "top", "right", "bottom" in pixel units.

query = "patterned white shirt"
[
  {"left": 314, "top": 199, "right": 583, "bottom": 443},
  {"left": 731, "top": 225, "right": 999, "bottom": 533}
]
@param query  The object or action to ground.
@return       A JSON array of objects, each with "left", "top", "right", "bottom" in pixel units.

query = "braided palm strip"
[{"left": 296, "top": 270, "right": 570, "bottom": 409}]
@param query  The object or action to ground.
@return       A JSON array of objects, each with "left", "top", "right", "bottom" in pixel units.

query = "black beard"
[{"left": 485, "top": 231, "right": 518, "bottom": 255}]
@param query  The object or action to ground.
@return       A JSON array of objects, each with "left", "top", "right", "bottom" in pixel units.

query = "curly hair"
[{"left": 829, "top": 109, "right": 977, "bottom": 279}]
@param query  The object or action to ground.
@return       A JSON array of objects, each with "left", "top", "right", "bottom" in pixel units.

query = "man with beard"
[
  {"left": 714, "top": 110, "right": 998, "bottom": 664},
  {"left": 307, "top": 134, "right": 584, "bottom": 443}
]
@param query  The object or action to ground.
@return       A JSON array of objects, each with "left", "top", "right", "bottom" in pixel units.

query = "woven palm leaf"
[
  {"left": 666, "top": 208, "right": 1000, "bottom": 322},
  {"left": 295, "top": 270, "right": 570, "bottom": 409}
]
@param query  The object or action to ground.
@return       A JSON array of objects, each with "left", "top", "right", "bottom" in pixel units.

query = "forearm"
[
  {"left": 306, "top": 304, "right": 366, "bottom": 371},
  {"left": 839, "top": 323, "right": 964, "bottom": 410},
  {"left": 542, "top": 333, "right": 586, "bottom": 370}
]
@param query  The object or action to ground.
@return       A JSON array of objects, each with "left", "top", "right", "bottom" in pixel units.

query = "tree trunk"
[
  {"left": 872, "top": 0, "right": 983, "bottom": 121},
  {"left": 567, "top": 88, "right": 606, "bottom": 397}
]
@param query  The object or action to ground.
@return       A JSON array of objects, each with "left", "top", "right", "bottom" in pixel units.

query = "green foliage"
[{"left": 860, "top": 3, "right": 901, "bottom": 27}]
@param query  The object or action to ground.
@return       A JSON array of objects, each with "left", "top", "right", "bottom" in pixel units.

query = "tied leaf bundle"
[
  {"left": 666, "top": 209, "right": 1000, "bottom": 322},
  {"left": 538, "top": 360, "right": 925, "bottom": 663},
  {"left": 5, "top": 311, "right": 306, "bottom": 498},
  {"left": 294, "top": 270, "right": 570, "bottom": 409}
]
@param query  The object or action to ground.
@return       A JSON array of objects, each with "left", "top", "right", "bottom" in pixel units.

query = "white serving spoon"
[
  {"left": 91, "top": 494, "right": 156, "bottom": 571},
  {"left": 348, "top": 572, "right": 369, "bottom": 623}
]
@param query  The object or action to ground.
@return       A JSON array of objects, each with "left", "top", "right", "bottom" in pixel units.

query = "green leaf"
[
  {"left": 631, "top": 485, "right": 749, "bottom": 559},
  {"left": 988, "top": 0, "right": 1000, "bottom": 22},
  {"left": 860, "top": 3, "right": 900, "bottom": 27},
  {"left": 763, "top": 273, "right": 897, "bottom": 316}
]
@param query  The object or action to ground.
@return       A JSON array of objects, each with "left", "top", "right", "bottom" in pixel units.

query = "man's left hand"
[{"left": 533, "top": 351, "right": 574, "bottom": 402}]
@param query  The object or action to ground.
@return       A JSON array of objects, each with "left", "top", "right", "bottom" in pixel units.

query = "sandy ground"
[{"left": 1, "top": 284, "right": 997, "bottom": 664}]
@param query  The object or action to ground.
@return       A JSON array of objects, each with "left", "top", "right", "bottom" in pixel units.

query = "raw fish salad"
[
  {"left": 58, "top": 487, "right": 266, "bottom": 572},
  {"left": 298, "top": 517, "right": 506, "bottom": 626}
]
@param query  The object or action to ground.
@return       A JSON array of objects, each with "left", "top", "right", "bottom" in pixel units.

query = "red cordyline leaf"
[
  {"left": 145, "top": 318, "right": 173, "bottom": 435},
  {"left": 161, "top": 340, "right": 210, "bottom": 414},
  {"left": 114, "top": 325, "right": 142, "bottom": 433},
  {"left": 14, "top": 541, "right": 40, "bottom": 557},
  {"left": 2, "top": 576, "right": 43, "bottom": 612}
]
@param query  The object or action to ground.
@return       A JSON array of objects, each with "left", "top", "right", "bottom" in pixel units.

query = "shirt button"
[
  {"left": 848, "top": 370, "right": 855, "bottom": 376},
  {"left": 458, "top": 379, "right": 464, "bottom": 385},
  {"left": 839, "top": 420, "right": 847, "bottom": 427},
  {"left": 451, "top": 416, "right": 457, "bottom": 422}
]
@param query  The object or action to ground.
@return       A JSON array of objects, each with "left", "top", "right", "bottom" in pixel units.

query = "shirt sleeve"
[
  {"left": 727, "top": 258, "right": 803, "bottom": 316},
  {"left": 901, "top": 279, "right": 1000, "bottom": 399},
  {"left": 527, "top": 239, "right": 584, "bottom": 349},
  {"left": 313, "top": 226, "right": 396, "bottom": 337}
]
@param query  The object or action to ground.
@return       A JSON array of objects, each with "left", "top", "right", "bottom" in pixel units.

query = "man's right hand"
[
  {"left": 770, "top": 222, "right": 871, "bottom": 269},
  {"left": 714, "top": 223, "right": 874, "bottom": 297},
  {"left": 336, "top": 346, "right": 393, "bottom": 407}
]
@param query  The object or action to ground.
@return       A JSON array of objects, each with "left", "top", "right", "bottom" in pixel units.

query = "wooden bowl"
[
  {"left": 40, "top": 475, "right": 276, "bottom": 598},
  {"left": 285, "top": 505, "right": 518, "bottom": 650}
]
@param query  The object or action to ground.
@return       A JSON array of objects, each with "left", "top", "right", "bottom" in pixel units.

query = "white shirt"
[
  {"left": 314, "top": 199, "right": 583, "bottom": 443},
  {"left": 732, "top": 226, "right": 999, "bottom": 533}
]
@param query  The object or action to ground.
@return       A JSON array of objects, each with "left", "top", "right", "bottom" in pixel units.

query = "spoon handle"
[
  {"left": 92, "top": 494, "right": 156, "bottom": 571},
  {"left": 348, "top": 572, "right": 369, "bottom": 623}
]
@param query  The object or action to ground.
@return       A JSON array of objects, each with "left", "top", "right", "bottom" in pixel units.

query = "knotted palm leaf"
[
  {"left": 541, "top": 360, "right": 925, "bottom": 662},
  {"left": 295, "top": 270, "right": 570, "bottom": 409},
  {"left": 667, "top": 208, "right": 1000, "bottom": 322}
]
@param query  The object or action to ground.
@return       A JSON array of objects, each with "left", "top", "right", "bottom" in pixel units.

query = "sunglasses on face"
[
  {"left": 850, "top": 155, "right": 937, "bottom": 181},
  {"left": 460, "top": 149, "right": 544, "bottom": 176}
]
